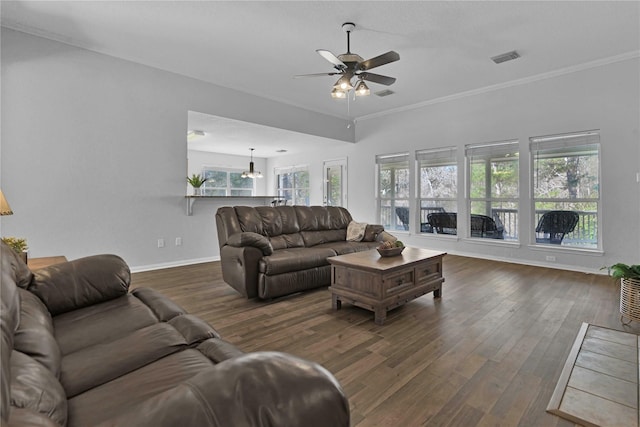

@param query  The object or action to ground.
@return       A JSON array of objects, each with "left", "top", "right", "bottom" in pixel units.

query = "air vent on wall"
[
  {"left": 375, "top": 89, "right": 395, "bottom": 97},
  {"left": 491, "top": 50, "right": 520, "bottom": 64}
]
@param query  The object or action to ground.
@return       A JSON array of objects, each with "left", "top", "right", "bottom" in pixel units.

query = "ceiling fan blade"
[
  {"left": 294, "top": 72, "right": 342, "bottom": 78},
  {"left": 359, "top": 51, "right": 400, "bottom": 71},
  {"left": 316, "top": 49, "right": 346, "bottom": 69},
  {"left": 359, "top": 72, "right": 396, "bottom": 86}
]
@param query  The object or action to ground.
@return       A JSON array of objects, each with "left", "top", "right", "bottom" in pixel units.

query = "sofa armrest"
[
  {"left": 28, "top": 255, "right": 130, "bottom": 316},
  {"left": 93, "top": 352, "right": 349, "bottom": 427},
  {"left": 219, "top": 245, "right": 263, "bottom": 299},
  {"left": 226, "top": 232, "right": 273, "bottom": 256}
]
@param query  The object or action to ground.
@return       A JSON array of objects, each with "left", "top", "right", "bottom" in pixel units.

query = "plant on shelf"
[
  {"left": 187, "top": 174, "right": 207, "bottom": 196},
  {"left": 602, "top": 263, "right": 640, "bottom": 325},
  {"left": 2, "top": 237, "right": 28, "bottom": 263}
]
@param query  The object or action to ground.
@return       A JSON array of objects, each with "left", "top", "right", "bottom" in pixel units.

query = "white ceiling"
[{"left": 2, "top": 1, "right": 639, "bottom": 157}]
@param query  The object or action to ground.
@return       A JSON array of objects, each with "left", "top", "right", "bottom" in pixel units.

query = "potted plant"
[
  {"left": 603, "top": 263, "right": 640, "bottom": 324},
  {"left": 187, "top": 174, "right": 207, "bottom": 196},
  {"left": 2, "top": 237, "right": 28, "bottom": 263}
]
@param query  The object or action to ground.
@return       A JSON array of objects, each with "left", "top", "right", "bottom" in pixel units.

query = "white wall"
[
  {"left": 0, "top": 28, "right": 351, "bottom": 270},
  {"left": 268, "top": 58, "right": 640, "bottom": 273},
  {"left": 2, "top": 28, "right": 638, "bottom": 273}
]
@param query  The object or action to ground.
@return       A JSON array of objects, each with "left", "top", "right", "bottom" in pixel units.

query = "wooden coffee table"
[{"left": 328, "top": 247, "right": 446, "bottom": 325}]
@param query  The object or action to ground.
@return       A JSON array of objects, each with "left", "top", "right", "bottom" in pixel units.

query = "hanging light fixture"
[
  {"left": 241, "top": 148, "right": 263, "bottom": 179},
  {"left": 354, "top": 80, "right": 370, "bottom": 97}
]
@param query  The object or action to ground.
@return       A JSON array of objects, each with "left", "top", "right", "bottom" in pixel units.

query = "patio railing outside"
[{"left": 381, "top": 206, "right": 597, "bottom": 246}]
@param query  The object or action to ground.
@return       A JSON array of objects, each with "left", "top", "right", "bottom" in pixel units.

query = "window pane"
[
  {"left": 230, "top": 189, "right": 253, "bottom": 197},
  {"left": 467, "top": 141, "right": 519, "bottom": 241},
  {"left": 294, "top": 170, "right": 309, "bottom": 188},
  {"left": 420, "top": 165, "right": 457, "bottom": 198},
  {"left": 491, "top": 158, "right": 519, "bottom": 198},
  {"left": 204, "top": 170, "right": 227, "bottom": 188},
  {"left": 379, "top": 168, "right": 392, "bottom": 198},
  {"left": 533, "top": 152, "right": 599, "bottom": 199},
  {"left": 202, "top": 188, "right": 226, "bottom": 196},
  {"left": 231, "top": 172, "right": 253, "bottom": 188},
  {"left": 531, "top": 132, "right": 600, "bottom": 249}
]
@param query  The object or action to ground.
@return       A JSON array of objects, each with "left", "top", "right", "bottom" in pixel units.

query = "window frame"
[
  {"left": 529, "top": 130, "right": 601, "bottom": 250},
  {"left": 376, "top": 152, "right": 410, "bottom": 232},
  {"left": 465, "top": 140, "right": 519, "bottom": 241},
  {"left": 274, "top": 165, "right": 310, "bottom": 206},
  {"left": 416, "top": 147, "right": 458, "bottom": 234},
  {"left": 201, "top": 167, "right": 254, "bottom": 196}
]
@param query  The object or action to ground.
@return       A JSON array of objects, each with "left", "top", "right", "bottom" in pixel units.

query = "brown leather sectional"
[
  {"left": 0, "top": 242, "right": 349, "bottom": 426},
  {"left": 216, "top": 205, "right": 384, "bottom": 299}
]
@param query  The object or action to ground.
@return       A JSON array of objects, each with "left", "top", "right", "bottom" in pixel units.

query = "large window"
[
  {"left": 417, "top": 147, "right": 457, "bottom": 234},
  {"left": 275, "top": 166, "right": 309, "bottom": 205},
  {"left": 530, "top": 131, "right": 600, "bottom": 249},
  {"left": 201, "top": 168, "right": 253, "bottom": 196},
  {"left": 376, "top": 153, "right": 410, "bottom": 231},
  {"left": 466, "top": 140, "right": 519, "bottom": 240}
]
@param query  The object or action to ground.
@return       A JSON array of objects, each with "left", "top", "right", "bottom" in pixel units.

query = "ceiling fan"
[{"left": 295, "top": 22, "right": 400, "bottom": 98}]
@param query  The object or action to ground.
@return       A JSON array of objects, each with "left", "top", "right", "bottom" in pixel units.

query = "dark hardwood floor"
[{"left": 131, "top": 255, "right": 633, "bottom": 426}]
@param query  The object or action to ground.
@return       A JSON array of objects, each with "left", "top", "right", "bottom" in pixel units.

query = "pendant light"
[{"left": 241, "top": 148, "right": 263, "bottom": 179}]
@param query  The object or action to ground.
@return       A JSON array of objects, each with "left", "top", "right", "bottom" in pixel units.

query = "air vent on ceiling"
[
  {"left": 375, "top": 89, "right": 395, "bottom": 97},
  {"left": 491, "top": 50, "right": 520, "bottom": 64}
]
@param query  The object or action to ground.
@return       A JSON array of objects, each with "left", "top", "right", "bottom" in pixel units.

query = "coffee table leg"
[
  {"left": 374, "top": 308, "right": 386, "bottom": 325},
  {"left": 332, "top": 294, "right": 342, "bottom": 310}
]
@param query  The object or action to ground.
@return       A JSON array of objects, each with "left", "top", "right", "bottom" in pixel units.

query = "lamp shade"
[{"left": 0, "top": 190, "right": 13, "bottom": 215}]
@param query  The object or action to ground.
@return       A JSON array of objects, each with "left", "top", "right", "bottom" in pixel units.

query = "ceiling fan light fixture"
[
  {"left": 354, "top": 80, "right": 370, "bottom": 96},
  {"left": 334, "top": 75, "right": 353, "bottom": 91},
  {"left": 331, "top": 87, "right": 347, "bottom": 99}
]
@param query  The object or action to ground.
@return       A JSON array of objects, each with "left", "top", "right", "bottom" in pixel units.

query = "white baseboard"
[
  {"left": 130, "top": 256, "right": 220, "bottom": 273},
  {"left": 444, "top": 249, "right": 606, "bottom": 276}
]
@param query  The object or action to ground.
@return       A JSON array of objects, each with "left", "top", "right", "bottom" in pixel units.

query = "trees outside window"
[
  {"left": 530, "top": 131, "right": 600, "bottom": 248},
  {"left": 275, "top": 167, "right": 309, "bottom": 206},
  {"left": 417, "top": 147, "right": 457, "bottom": 233},
  {"left": 466, "top": 141, "right": 519, "bottom": 240},
  {"left": 202, "top": 168, "right": 253, "bottom": 196},
  {"left": 376, "top": 153, "right": 410, "bottom": 231}
]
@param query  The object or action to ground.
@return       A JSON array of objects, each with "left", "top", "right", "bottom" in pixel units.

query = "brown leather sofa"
[
  {"left": 0, "top": 242, "right": 349, "bottom": 427},
  {"left": 216, "top": 205, "right": 383, "bottom": 299}
]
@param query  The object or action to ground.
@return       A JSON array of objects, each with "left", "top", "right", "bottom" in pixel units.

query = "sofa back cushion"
[
  {"left": 14, "top": 289, "right": 61, "bottom": 378},
  {"left": 1, "top": 251, "right": 21, "bottom": 424},
  {"left": 235, "top": 206, "right": 264, "bottom": 235},
  {"left": 296, "top": 206, "right": 352, "bottom": 247},
  {"left": 10, "top": 350, "right": 67, "bottom": 426}
]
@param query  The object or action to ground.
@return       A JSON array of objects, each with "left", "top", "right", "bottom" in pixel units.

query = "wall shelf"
[{"left": 185, "top": 195, "right": 280, "bottom": 215}]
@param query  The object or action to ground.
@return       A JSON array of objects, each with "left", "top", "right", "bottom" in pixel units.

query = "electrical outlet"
[
  {"left": 546, "top": 255, "right": 556, "bottom": 262},
  {"left": 157, "top": 238, "right": 165, "bottom": 248},
  {"left": 175, "top": 237, "right": 182, "bottom": 246}
]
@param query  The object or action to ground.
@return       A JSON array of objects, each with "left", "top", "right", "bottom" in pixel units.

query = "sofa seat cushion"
[
  {"left": 259, "top": 247, "right": 336, "bottom": 276},
  {"left": 66, "top": 349, "right": 215, "bottom": 427},
  {"left": 314, "top": 241, "right": 379, "bottom": 255},
  {"left": 61, "top": 322, "right": 189, "bottom": 398},
  {"left": 53, "top": 295, "right": 158, "bottom": 355}
]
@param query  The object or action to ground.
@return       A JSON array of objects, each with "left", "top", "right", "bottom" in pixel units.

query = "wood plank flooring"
[{"left": 131, "top": 255, "right": 636, "bottom": 426}]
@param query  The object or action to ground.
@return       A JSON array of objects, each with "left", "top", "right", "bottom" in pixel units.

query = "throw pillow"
[
  {"left": 376, "top": 231, "right": 398, "bottom": 243},
  {"left": 363, "top": 224, "right": 385, "bottom": 242},
  {"left": 346, "top": 221, "right": 367, "bottom": 242}
]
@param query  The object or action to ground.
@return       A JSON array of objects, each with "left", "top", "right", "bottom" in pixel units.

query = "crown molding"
[{"left": 359, "top": 50, "right": 640, "bottom": 122}]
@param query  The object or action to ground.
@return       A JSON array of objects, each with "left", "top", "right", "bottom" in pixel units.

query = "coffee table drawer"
[
  {"left": 415, "top": 260, "right": 442, "bottom": 284},
  {"left": 383, "top": 270, "right": 414, "bottom": 295}
]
